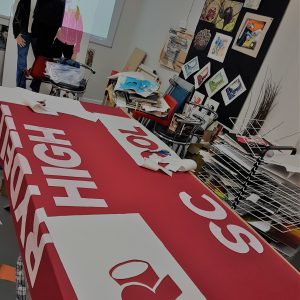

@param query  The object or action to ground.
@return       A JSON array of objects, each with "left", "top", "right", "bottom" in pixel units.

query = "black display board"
[{"left": 181, "top": 0, "right": 290, "bottom": 129}]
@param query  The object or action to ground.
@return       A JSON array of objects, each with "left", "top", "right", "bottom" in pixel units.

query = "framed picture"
[
  {"left": 200, "top": 0, "right": 222, "bottom": 23},
  {"left": 215, "top": 1, "right": 243, "bottom": 32},
  {"left": 182, "top": 56, "right": 200, "bottom": 79},
  {"left": 207, "top": 33, "right": 232, "bottom": 63},
  {"left": 232, "top": 12, "right": 273, "bottom": 58},
  {"left": 194, "top": 62, "right": 211, "bottom": 89},
  {"left": 243, "top": 0, "right": 262, "bottom": 10},
  {"left": 221, "top": 75, "right": 247, "bottom": 106},
  {"left": 205, "top": 68, "right": 228, "bottom": 97}
]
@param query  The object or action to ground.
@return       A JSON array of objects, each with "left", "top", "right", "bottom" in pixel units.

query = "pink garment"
[{"left": 56, "top": 9, "right": 83, "bottom": 54}]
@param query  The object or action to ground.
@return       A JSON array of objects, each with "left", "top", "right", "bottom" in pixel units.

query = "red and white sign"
[{"left": 0, "top": 101, "right": 299, "bottom": 300}]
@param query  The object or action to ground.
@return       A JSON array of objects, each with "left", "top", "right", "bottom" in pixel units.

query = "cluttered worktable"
[{"left": 0, "top": 87, "right": 299, "bottom": 299}]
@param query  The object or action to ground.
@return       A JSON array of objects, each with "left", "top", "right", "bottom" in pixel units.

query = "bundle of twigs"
[{"left": 245, "top": 71, "right": 281, "bottom": 136}]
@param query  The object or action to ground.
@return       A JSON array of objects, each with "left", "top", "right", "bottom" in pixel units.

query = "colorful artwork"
[
  {"left": 205, "top": 68, "right": 228, "bottom": 97},
  {"left": 160, "top": 28, "right": 194, "bottom": 73},
  {"left": 194, "top": 62, "right": 211, "bottom": 89},
  {"left": 215, "top": 1, "right": 243, "bottom": 32},
  {"left": 232, "top": 13, "right": 273, "bottom": 57},
  {"left": 85, "top": 48, "right": 95, "bottom": 67},
  {"left": 243, "top": 0, "right": 262, "bottom": 10},
  {"left": 207, "top": 33, "right": 232, "bottom": 63},
  {"left": 200, "top": 0, "right": 222, "bottom": 23},
  {"left": 194, "top": 29, "right": 212, "bottom": 51},
  {"left": 182, "top": 56, "right": 200, "bottom": 79},
  {"left": 221, "top": 75, "right": 247, "bottom": 106}
]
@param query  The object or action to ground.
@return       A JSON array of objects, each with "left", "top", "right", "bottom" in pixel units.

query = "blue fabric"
[
  {"left": 169, "top": 86, "right": 190, "bottom": 112},
  {"left": 58, "top": 58, "right": 80, "bottom": 68},
  {"left": 16, "top": 34, "right": 31, "bottom": 88}
]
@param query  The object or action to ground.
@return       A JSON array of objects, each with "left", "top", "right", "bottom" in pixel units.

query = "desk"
[{"left": 0, "top": 100, "right": 299, "bottom": 299}]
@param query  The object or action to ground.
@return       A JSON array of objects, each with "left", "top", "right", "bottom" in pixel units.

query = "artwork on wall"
[
  {"left": 194, "top": 62, "right": 211, "bottom": 89},
  {"left": 194, "top": 29, "right": 212, "bottom": 51},
  {"left": 215, "top": 1, "right": 243, "bottom": 32},
  {"left": 160, "top": 28, "right": 194, "bottom": 73},
  {"left": 232, "top": 12, "right": 273, "bottom": 57},
  {"left": 200, "top": 0, "right": 222, "bottom": 23},
  {"left": 243, "top": 0, "right": 262, "bottom": 10},
  {"left": 182, "top": 56, "right": 200, "bottom": 79},
  {"left": 0, "top": 25, "right": 8, "bottom": 50},
  {"left": 180, "top": 0, "right": 290, "bottom": 129},
  {"left": 221, "top": 75, "right": 246, "bottom": 105},
  {"left": 205, "top": 68, "right": 228, "bottom": 97},
  {"left": 85, "top": 48, "right": 95, "bottom": 67},
  {"left": 207, "top": 32, "right": 232, "bottom": 63}
]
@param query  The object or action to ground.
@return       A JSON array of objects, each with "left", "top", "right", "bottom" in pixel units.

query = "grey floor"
[{"left": 0, "top": 196, "right": 20, "bottom": 300}]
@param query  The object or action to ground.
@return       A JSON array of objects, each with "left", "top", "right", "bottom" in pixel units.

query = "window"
[{"left": 82, "top": 0, "right": 125, "bottom": 47}]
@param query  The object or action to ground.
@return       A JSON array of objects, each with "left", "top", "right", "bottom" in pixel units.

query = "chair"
[
  {"left": 132, "top": 95, "right": 178, "bottom": 128},
  {"left": 153, "top": 104, "right": 218, "bottom": 157},
  {"left": 165, "top": 75, "right": 195, "bottom": 112}
]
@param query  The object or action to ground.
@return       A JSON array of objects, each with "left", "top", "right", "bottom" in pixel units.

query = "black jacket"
[
  {"left": 33, "top": 0, "right": 65, "bottom": 29},
  {"left": 13, "top": 0, "right": 31, "bottom": 38}
]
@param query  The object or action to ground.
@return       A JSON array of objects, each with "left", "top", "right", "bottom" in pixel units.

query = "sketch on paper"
[
  {"left": 182, "top": 56, "right": 200, "bottom": 79},
  {"left": 221, "top": 75, "right": 247, "bottom": 105},
  {"left": 160, "top": 28, "right": 194, "bottom": 73},
  {"left": 207, "top": 33, "right": 232, "bottom": 63},
  {"left": 215, "top": 1, "right": 243, "bottom": 32},
  {"left": 194, "top": 62, "right": 211, "bottom": 89},
  {"left": 205, "top": 68, "right": 228, "bottom": 97}
]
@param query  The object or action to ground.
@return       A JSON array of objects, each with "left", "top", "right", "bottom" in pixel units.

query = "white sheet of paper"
[
  {"left": 98, "top": 114, "right": 181, "bottom": 168},
  {"left": 0, "top": 87, "right": 99, "bottom": 122},
  {"left": 46, "top": 214, "right": 206, "bottom": 300}
]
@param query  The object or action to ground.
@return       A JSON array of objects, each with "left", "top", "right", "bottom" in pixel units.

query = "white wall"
[
  {"left": 84, "top": 0, "right": 205, "bottom": 101},
  {"left": 83, "top": 0, "right": 142, "bottom": 102},
  {"left": 237, "top": 0, "right": 300, "bottom": 150}
]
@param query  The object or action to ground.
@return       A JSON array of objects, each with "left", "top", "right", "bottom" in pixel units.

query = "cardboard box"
[{"left": 123, "top": 48, "right": 147, "bottom": 72}]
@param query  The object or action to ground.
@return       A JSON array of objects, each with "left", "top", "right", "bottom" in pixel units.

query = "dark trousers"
[
  {"left": 30, "top": 21, "right": 59, "bottom": 92},
  {"left": 52, "top": 38, "right": 74, "bottom": 59}
]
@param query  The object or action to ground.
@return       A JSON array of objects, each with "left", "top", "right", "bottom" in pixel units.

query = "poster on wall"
[
  {"left": 205, "top": 68, "right": 228, "bottom": 97},
  {"left": 182, "top": 56, "right": 200, "bottom": 79},
  {"left": 159, "top": 28, "right": 194, "bottom": 73},
  {"left": 200, "top": 0, "right": 222, "bottom": 23},
  {"left": 243, "top": 0, "right": 262, "bottom": 10},
  {"left": 194, "top": 62, "right": 211, "bottom": 89},
  {"left": 232, "top": 12, "right": 273, "bottom": 58},
  {"left": 221, "top": 75, "right": 247, "bottom": 106},
  {"left": 214, "top": 1, "right": 243, "bottom": 32},
  {"left": 207, "top": 32, "right": 232, "bottom": 63}
]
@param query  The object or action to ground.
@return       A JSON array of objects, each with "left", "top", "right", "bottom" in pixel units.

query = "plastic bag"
[{"left": 46, "top": 62, "right": 84, "bottom": 87}]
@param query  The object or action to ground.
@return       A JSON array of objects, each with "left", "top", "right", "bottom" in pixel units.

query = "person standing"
[
  {"left": 30, "top": 0, "right": 66, "bottom": 92},
  {"left": 53, "top": 0, "right": 83, "bottom": 60},
  {"left": 13, "top": 0, "right": 37, "bottom": 88}
]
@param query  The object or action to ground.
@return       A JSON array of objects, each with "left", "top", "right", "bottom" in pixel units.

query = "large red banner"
[{"left": 0, "top": 101, "right": 299, "bottom": 299}]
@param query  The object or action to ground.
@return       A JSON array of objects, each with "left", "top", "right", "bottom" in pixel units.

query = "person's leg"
[
  {"left": 62, "top": 43, "right": 74, "bottom": 60},
  {"left": 16, "top": 34, "right": 31, "bottom": 88}
]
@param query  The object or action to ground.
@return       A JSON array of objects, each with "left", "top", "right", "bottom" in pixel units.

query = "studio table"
[{"left": 0, "top": 99, "right": 298, "bottom": 300}]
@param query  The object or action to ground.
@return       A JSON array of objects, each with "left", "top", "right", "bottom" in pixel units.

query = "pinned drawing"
[
  {"left": 221, "top": 75, "right": 247, "bottom": 106},
  {"left": 194, "top": 62, "right": 211, "bottom": 89},
  {"left": 205, "top": 68, "right": 228, "bottom": 97},
  {"left": 207, "top": 33, "right": 232, "bottom": 63},
  {"left": 182, "top": 56, "right": 200, "bottom": 79},
  {"left": 160, "top": 28, "right": 194, "bottom": 73},
  {"left": 200, "top": 0, "right": 222, "bottom": 23},
  {"left": 215, "top": 1, "right": 243, "bottom": 32}
]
